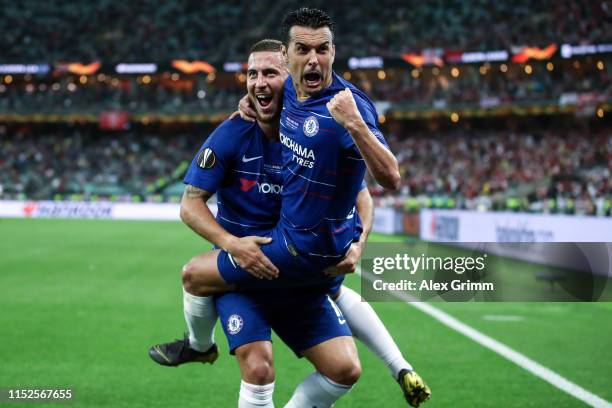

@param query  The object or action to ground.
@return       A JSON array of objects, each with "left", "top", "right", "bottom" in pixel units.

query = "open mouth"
[
  {"left": 256, "top": 94, "right": 273, "bottom": 109},
  {"left": 303, "top": 72, "right": 322, "bottom": 88}
]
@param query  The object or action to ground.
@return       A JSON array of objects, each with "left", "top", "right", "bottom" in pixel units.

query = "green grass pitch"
[{"left": 1, "top": 218, "right": 611, "bottom": 407}]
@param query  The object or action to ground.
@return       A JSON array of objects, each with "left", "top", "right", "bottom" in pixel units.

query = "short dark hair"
[
  {"left": 250, "top": 39, "right": 283, "bottom": 53},
  {"left": 280, "top": 7, "right": 334, "bottom": 44}
]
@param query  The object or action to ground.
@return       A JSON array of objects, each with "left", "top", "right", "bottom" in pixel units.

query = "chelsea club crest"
[
  {"left": 302, "top": 116, "right": 319, "bottom": 137},
  {"left": 227, "top": 314, "right": 244, "bottom": 335}
]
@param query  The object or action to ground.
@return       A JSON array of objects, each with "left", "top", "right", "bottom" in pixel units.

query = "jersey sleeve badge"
[{"left": 197, "top": 148, "right": 216, "bottom": 169}]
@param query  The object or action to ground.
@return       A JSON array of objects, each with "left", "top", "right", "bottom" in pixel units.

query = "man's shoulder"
[
  {"left": 215, "top": 116, "right": 258, "bottom": 134},
  {"left": 198, "top": 118, "right": 259, "bottom": 165},
  {"left": 208, "top": 117, "right": 259, "bottom": 146}
]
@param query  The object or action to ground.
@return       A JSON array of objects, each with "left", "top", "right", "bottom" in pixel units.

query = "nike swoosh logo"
[{"left": 242, "top": 155, "right": 263, "bottom": 163}]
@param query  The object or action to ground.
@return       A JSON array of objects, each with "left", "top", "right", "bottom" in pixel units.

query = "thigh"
[
  {"left": 218, "top": 227, "right": 338, "bottom": 291},
  {"left": 217, "top": 227, "right": 309, "bottom": 288},
  {"left": 184, "top": 250, "right": 235, "bottom": 295},
  {"left": 215, "top": 292, "right": 272, "bottom": 355},
  {"left": 270, "top": 292, "right": 352, "bottom": 357},
  {"left": 301, "top": 335, "right": 359, "bottom": 376}
]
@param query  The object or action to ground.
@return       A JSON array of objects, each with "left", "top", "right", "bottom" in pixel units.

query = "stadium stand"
[
  {"left": 1, "top": 121, "right": 609, "bottom": 216},
  {"left": 0, "top": 1, "right": 610, "bottom": 216},
  {"left": 1, "top": 1, "right": 609, "bottom": 61}
]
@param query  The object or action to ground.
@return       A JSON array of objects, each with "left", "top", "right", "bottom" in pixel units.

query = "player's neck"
[{"left": 258, "top": 120, "right": 280, "bottom": 141}]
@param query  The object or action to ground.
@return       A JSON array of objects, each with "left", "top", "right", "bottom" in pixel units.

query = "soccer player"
[
  {"left": 152, "top": 39, "right": 361, "bottom": 408},
  {"left": 152, "top": 7, "right": 431, "bottom": 406}
]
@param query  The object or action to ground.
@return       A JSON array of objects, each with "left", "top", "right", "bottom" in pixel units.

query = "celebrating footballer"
[{"left": 150, "top": 8, "right": 431, "bottom": 408}]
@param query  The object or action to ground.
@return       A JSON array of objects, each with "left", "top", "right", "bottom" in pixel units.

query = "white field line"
[{"left": 358, "top": 270, "right": 612, "bottom": 408}]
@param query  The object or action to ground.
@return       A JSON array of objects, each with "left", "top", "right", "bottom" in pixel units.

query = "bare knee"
[
  {"left": 181, "top": 259, "right": 203, "bottom": 295},
  {"left": 323, "top": 358, "right": 361, "bottom": 386},
  {"left": 182, "top": 253, "right": 234, "bottom": 296},
  {"left": 236, "top": 343, "right": 275, "bottom": 385},
  {"left": 303, "top": 337, "right": 361, "bottom": 386},
  {"left": 243, "top": 358, "right": 275, "bottom": 385}
]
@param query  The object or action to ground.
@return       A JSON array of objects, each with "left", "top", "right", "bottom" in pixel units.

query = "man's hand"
[
  {"left": 226, "top": 236, "right": 279, "bottom": 279},
  {"left": 326, "top": 88, "right": 364, "bottom": 131},
  {"left": 230, "top": 94, "right": 257, "bottom": 122},
  {"left": 324, "top": 242, "right": 363, "bottom": 276}
]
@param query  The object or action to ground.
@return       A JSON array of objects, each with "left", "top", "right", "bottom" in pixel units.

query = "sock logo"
[{"left": 227, "top": 314, "right": 244, "bottom": 335}]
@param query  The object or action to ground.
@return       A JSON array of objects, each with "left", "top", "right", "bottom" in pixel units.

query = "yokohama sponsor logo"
[
  {"left": 257, "top": 183, "right": 282, "bottom": 194},
  {"left": 239, "top": 178, "right": 258, "bottom": 192},
  {"left": 279, "top": 133, "right": 315, "bottom": 160},
  {"left": 23, "top": 201, "right": 113, "bottom": 219},
  {"left": 239, "top": 178, "right": 282, "bottom": 194}
]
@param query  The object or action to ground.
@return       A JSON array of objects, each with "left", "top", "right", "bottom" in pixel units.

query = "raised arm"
[{"left": 327, "top": 88, "right": 401, "bottom": 191}]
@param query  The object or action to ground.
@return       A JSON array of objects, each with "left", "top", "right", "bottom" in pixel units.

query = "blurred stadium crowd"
[
  {"left": 1, "top": 1, "right": 610, "bottom": 216},
  {"left": 1, "top": 59, "right": 609, "bottom": 114},
  {"left": 382, "top": 124, "right": 611, "bottom": 216},
  {"left": 0, "top": 125, "right": 198, "bottom": 201},
  {"left": 1, "top": 1, "right": 609, "bottom": 61},
  {"left": 1, "top": 122, "right": 610, "bottom": 216}
]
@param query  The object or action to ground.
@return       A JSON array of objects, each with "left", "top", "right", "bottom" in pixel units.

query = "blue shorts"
[
  {"left": 217, "top": 225, "right": 345, "bottom": 293},
  {"left": 215, "top": 289, "right": 351, "bottom": 356}
]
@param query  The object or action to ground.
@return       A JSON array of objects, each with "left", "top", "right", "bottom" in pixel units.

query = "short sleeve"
[{"left": 183, "top": 120, "right": 238, "bottom": 194}]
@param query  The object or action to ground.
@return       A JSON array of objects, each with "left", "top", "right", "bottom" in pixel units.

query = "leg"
[
  {"left": 301, "top": 336, "right": 361, "bottom": 386},
  {"left": 218, "top": 294, "right": 276, "bottom": 407},
  {"left": 149, "top": 250, "right": 235, "bottom": 365},
  {"left": 333, "top": 285, "right": 412, "bottom": 377},
  {"left": 236, "top": 341, "right": 275, "bottom": 407},
  {"left": 277, "top": 293, "right": 360, "bottom": 408},
  {"left": 333, "top": 286, "right": 431, "bottom": 407},
  {"left": 181, "top": 250, "right": 235, "bottom": 353},
  {"left": 182, "top": 250, "right": 236, "bottom": 296},
  {"left": 284, "top": 337, "right": 360, "bottom": 408},
  {"left": 150, "top": 230, "right": 298, "bottom": 367},
  {"left": 236, "top": 341, "right": 275, "bottom": 384}
]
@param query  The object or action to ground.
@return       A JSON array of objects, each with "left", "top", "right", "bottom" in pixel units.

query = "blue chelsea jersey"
[
  {"left": 184, "top": 117, "right": 283, "bottom": 238},
  {"left": 279, "top": 72, "right": 388, "bottom": 258}
]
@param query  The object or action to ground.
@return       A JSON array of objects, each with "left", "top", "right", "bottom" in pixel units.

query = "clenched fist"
[{"left": 326, "top": 88, "right": 364, "bottom": 131}]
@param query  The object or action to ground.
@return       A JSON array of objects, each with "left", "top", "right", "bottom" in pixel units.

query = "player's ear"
[
  {"left": 282, "top": 44, "right": 289, "bottom": 65},
  {"left": 330, "top": 43, "right": 336, "bottom": 64}
]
